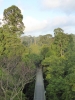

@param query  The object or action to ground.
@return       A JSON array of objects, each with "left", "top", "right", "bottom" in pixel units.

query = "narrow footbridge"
[{"left": 34, "top": 68, "right": 46, "bottom": 100}]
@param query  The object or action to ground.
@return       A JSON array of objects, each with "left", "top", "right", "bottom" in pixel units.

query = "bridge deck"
[{"left": 34, "top": 68, "right": 46, "bottom": 100}]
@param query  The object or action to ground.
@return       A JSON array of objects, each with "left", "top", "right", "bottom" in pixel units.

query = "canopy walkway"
[{"left": 34, "top": 68, "right": 46, "bottom": 100}]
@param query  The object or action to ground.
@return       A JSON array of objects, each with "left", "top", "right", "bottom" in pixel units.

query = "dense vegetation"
[
  {"left": 41, "top": 28, "right": 75, "bottom": 100},
  {"left": 0, "top": 5, "right": 75, "bottom": 100},
  {"left": 0, "top": 5, "right": 40, "bottom": 100},
  {"left": 21, "top": 28, "right": 75, "bottom": 100}
]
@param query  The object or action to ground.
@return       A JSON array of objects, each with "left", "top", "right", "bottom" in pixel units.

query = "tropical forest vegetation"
[{"left": 0, "top": 5, "right": 75, "bottom": 100}]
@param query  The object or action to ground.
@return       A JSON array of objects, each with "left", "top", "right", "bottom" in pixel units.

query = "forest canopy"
[{"left": 0, "top": 5, "right": 75, "bottom": 100}]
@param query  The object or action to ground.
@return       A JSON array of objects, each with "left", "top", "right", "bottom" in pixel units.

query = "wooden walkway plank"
[{"left": 34, "top": 68, "right": 46, "bottom": 100}]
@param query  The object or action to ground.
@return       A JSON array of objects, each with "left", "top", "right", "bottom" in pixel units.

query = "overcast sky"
[{"left": 0, "top": 0, "right": 75, "bottom": 36}]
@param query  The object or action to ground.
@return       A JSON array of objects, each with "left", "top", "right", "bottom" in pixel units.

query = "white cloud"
[
  {"left": 51, "top": 15, "right": 75, "bottom": 27},
  {"left": 19, "top": 6, "right": 24, "bottom": 14},
  {"left": 45, "top": 15, "right": 75, "bottom": 35},
  {"left": 16, "top": 0, "right": 24, "bottom": 14},
  {"left": 42, "top": 0, "right": 60, "bottom": 8},
  {"left": 42, "top": 0, "right": 75, "bottom": 13},
  {"left": 0, "top": 0, "right": 3, "bottom": 5},
  {"left": 0, "top": 14, "right": 3, "bottom": 19},
  {"left": 0, "top": 0, "right": 3, "bottom": 3},
  {"left": 24, "top": 16, "right": 48, "bottom": 33},
  {"left": 23, "top": 15, "right": 75, "bottom": 36}
]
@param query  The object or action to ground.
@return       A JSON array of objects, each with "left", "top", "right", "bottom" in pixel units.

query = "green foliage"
[
  {"left": 54, "top": 27, "right": 64, "bottom": 36},
  {"left": 0, "top": 25, "right": 26, "bottom": 57},
  {"left": 29, "top": 44, "right": 41, "bottom": 54},
  {"left": 39, "top": 34, "right": 52, "bottom": 46},
  {"left": 0, "top": 5, "right": 36, "bottom": 100},
  {"left": 24, "top": 81, "right": 35, "bottom": 100},
  {"left": 1, "top": 6, "right": 75, "bottom": 100},
  {"left": 46, "top": 77, "right": 66, "bottom": 100},
  {"left": 3, "top": 5, "right": 25, "bottom": 36},
  {"left": 41, "top": 45, "right": 50, "bottom": 58},
  {"left": 41, "top": 28, "right": 75, "bottom": 100},
  {"left": 29, "top": 53, "right": 43, "bottom": 66},
  {"left": 54, "top": 29, "right": 72, "bottom": 57}
]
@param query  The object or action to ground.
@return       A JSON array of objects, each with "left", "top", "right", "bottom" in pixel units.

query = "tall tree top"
[
  {"left": 54, "top": 28, "right": 64, "bottom": 36},
  {"left": 3, "top": 5, "right": 25, "bottom": 36}
]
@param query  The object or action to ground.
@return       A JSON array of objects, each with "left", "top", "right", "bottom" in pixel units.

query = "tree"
[
  {"left": 54, "top": 28, "right": 64, "bottom": 36},
  {"left": 0, "top": 56, "right": 35, "bottom": 100},
  {"left": 53, "top": 28, "right": 72, "bottom": 57},
  {"left": 0, "top": 25, "right": 26, "bottom": 57},
  {"left": 39, "top": 34, "right": 52, "bottom": 46},
  {"left": 41, "top": 46, "right": 50, "bottom": 59},
  {"left": 3, "top": 5, "right": 25, "bottom": 36},
  {"left": 41, "top": 28, "right": 75, "bottom": 100}
]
